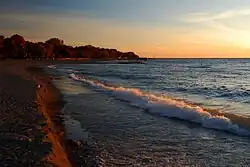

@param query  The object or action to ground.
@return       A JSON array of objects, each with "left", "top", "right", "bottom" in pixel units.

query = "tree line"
[{"left": 0, "top": 34, "right": 139, "bottom": 60}]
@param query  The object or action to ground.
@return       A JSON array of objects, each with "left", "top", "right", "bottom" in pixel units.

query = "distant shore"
[
  {"left": 0, "top": 34, "right": 140, "bottom": 61},
  {"left": 0, "top": 60, "right": 101, "bottom": 167}
]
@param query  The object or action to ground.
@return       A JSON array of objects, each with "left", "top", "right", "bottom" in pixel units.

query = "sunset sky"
[{"left": 1, "top": 0, "right": 250, "bottom": 58}]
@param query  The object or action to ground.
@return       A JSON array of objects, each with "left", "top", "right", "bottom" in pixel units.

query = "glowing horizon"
[{"left": 1, "top": 0, "right": 250, "bottom": 58}]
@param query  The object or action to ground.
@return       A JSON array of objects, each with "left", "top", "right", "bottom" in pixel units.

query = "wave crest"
[
  {"left": 69, "top": 73, "right": 250, "bottom": 137},
  {"left": 47, "top": 65, "right": 57, "bottom": 69}
]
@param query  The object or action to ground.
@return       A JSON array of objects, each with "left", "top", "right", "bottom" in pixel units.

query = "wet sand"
[{"left": 0, "top": 60, "right": 102, "bottom": 167}]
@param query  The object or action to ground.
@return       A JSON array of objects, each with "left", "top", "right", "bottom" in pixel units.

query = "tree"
[
  {"left": 99, "top": 49, "right": 109, "bottom": 59},
  {"left": 55, "top": 45, "right": 72, "bottom": 58},
  {"left": 0, "top": 35, "right": 4, "bottom": 45},
  {"left": 45, "top": 38, "right": 64, "bottom": 59},
  {"left": 3, "top": 38, "right": 14, "bottom": 58},
  {"left": 0, "top": 35, "right": 4, "bottom": 56},
  {"left": 11, "top": 34, "right": 25, "bottom": 46},
  {"left": 44, "top": 43, "right": 54, "bottom": 59},
  {"left": 25, "top": 42, "right": 45, "bottom": 59},
  {"left": 122, "top": 52, "right": 139, "bottom": 60},
  {"left": 45, "top": 38, "right": 64, "bottom": 46},
  {"left": 0, "top": 34, "right": 141, "bottom": 60},
  {"left": 10, "top": 34, "right": 26, "bottom": 58}
]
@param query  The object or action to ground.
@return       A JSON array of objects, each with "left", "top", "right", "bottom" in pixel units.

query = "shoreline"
[
  {"left": 0, "top": 60, "right": 81, "bottom": 167},
  {"left": 28, "top": 66, "right": 74, "bottom": 167},
  {"left": 0, "top": 59, "right": 104, "bottom": 166},
  {"left": 38, "top": 64, "right": 104, "bottom": 167}
]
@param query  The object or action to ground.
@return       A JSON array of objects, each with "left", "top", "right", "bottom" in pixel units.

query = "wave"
[
  {"left": 80, "top": 71, "right": 161, "bottom": 81},
  {"left": 48, "top": 66, "right": 78, "bottom": 73},
  {"left": 188, "top": 65, "right": 211, "bottom": 69},
  {"left": 216, "top": 90, "right": 250, "bottom": 99},
  {"left": 47, "top": 65, "right": 57, "bottom": 69},
  {"left": 172, "top": 86, "right": 250, "bottom": 103},
  {"left": 69, "top": 73, "right": 250, "bottom": 137}
]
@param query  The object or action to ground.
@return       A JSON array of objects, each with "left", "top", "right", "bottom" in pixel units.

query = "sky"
[{"left": 1, "top": 0, "right": 250, "bottom": 58}]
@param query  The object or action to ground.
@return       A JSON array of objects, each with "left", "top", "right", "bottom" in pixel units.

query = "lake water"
[{"left": 47, "top": 59, "right": 250, "bottom": 167}]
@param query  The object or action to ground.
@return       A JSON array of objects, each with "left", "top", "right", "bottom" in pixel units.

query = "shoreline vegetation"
[
  {"left": 0, "top": 34, "right": 142, "bottom": 61},
  {"left": 0, "top": 60, "right": 101, "bottom": 167}
]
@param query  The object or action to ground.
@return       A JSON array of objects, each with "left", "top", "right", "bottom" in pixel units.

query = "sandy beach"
[
  {"left": 0, "top": 60, "right": 99, "bottom": 167},
  {"left": 0, "top": 60, "right": 53, "bottom": 166}
]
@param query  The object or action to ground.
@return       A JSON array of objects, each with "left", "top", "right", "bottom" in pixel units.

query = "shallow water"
[{"left": 47, "top": 59, "right": 250, "bottom": 166}]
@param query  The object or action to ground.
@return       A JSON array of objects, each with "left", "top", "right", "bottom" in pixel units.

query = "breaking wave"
[
  {"left": 69, "top": 73, "right": 250, "bottom": 137},
  {"left": 47, "top": 65, "right": 57, "bottom": 69}
]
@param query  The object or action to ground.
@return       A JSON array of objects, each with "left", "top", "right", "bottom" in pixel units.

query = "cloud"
[
  {"left": 179, "top": 7, "right": 250, "bottom": 51},
  {"left": 184, "top": 8, "right": 250, "bottom": 23},
  {"left": 182, "top": 7, "right": 250, "bottom": 39}
]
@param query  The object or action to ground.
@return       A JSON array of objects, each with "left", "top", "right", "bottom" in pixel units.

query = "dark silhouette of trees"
[
  {"left": 11, "top": 34, "right": 25, "bottom": 46},
  {"left": 0, "top": 36, "right": 4, "bottom": 58},
  {"left": 0, "top": 35, "right": 4, "bottom": 44},
  {"left": 26, "top": 41, "right": 45, "bottom": 59},
  {"left": 3, "top": 38, "right": 14, "bottom": 58},
  {"left": 55, "top": 45, "right": 72, "bottom": 58},
  {"left": 44, "top": 43, "right": 54, "bottom": 59},
  {"left": 9, "top": 34, "right": 26, "bottom": 59},
  {"left": 0, "top": 34, "right": 140, "bottom": 60},
  {"left": 45, "top": 38, "right": 64, "bottom": 46}
]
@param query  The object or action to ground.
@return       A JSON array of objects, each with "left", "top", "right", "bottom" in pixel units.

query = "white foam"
[
  {"left": 69, "top": 73, "right": 250, "bottom": 136},
  {"left": 47, "top": 65, "right": 56, "bottom": 69}
]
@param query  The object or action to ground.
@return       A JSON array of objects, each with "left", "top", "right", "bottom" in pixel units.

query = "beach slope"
[{"left": 0, "top": 60, "right": 73, "bottom": 167}]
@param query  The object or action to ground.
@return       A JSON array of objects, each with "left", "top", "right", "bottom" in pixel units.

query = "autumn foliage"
[{"left": 0, "top": 34, "right": 139, "bottom": 60}]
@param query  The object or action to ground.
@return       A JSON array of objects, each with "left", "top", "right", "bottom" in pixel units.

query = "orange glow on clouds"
[{"left": 1, "top": 10, "right": 250, "bottom": 58}]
